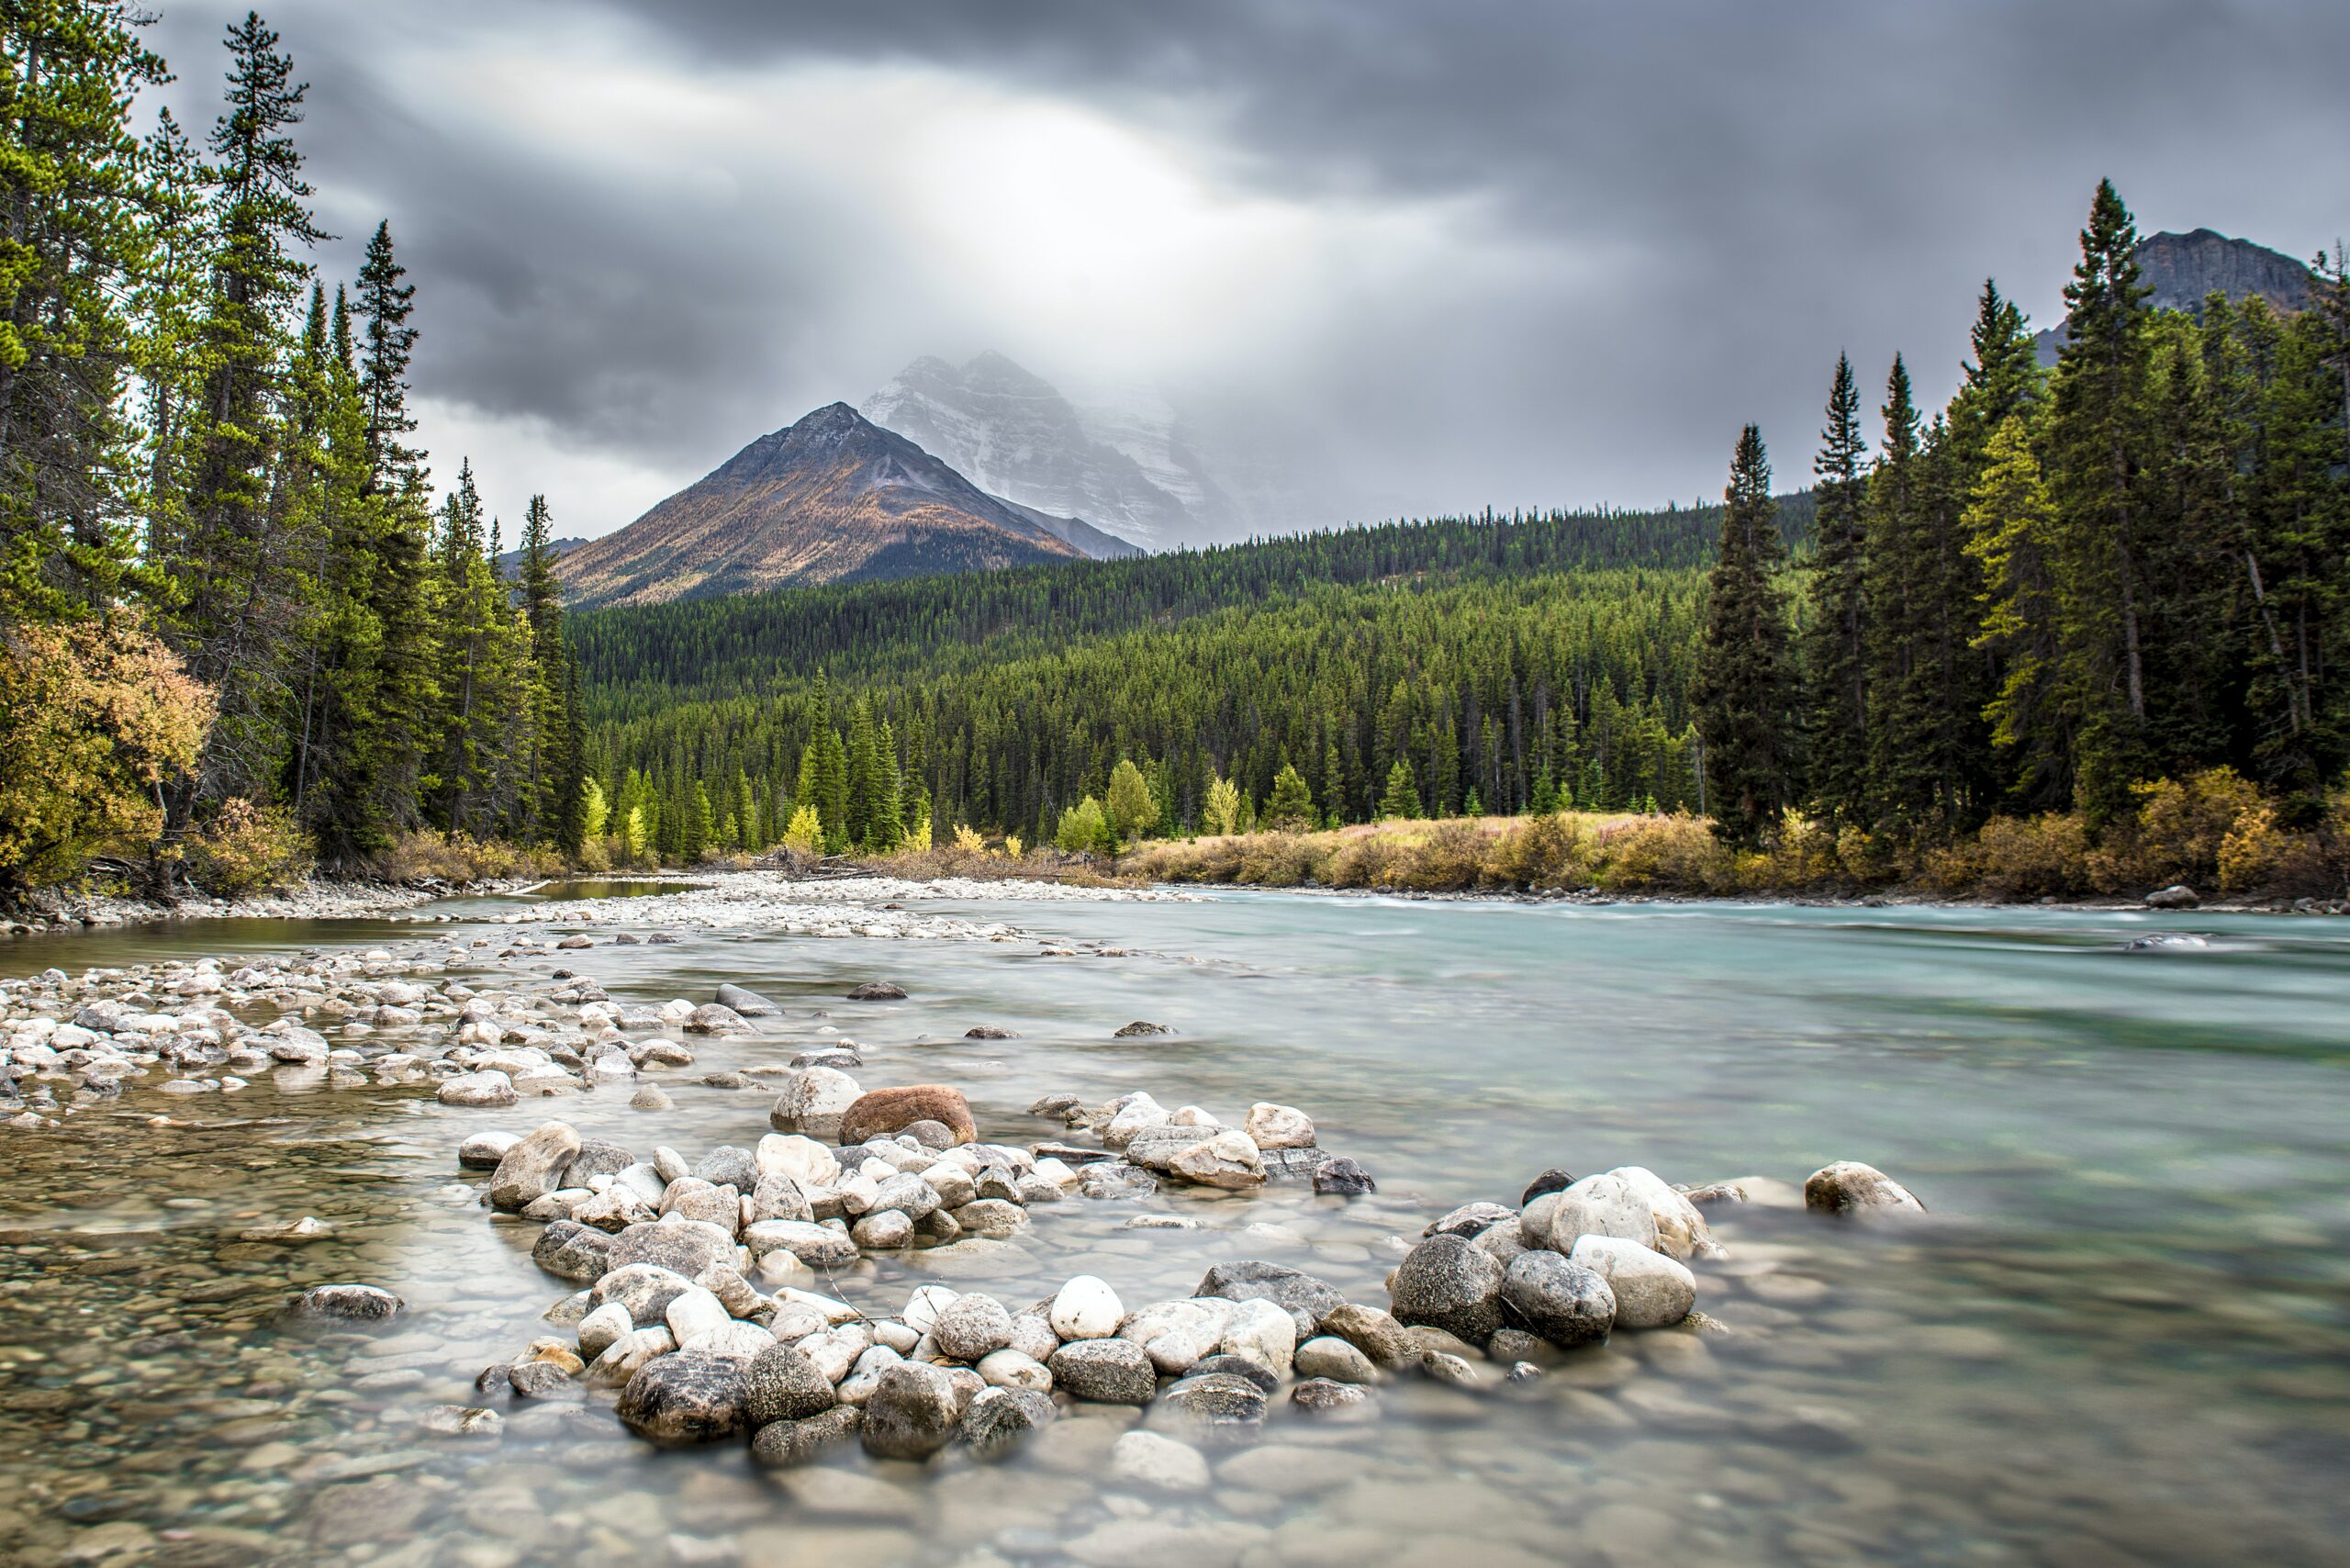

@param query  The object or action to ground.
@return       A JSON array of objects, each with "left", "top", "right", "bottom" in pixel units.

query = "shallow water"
[{"left": 3, "top": 892, "right": 2346, "bottom": 1567}]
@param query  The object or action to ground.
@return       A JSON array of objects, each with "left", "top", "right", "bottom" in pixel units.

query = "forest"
[{"left": 0, "top": 6, "right": 583, "bottom": 897}]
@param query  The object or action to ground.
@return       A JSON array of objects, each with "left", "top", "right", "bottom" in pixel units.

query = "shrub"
[
  {"left": 780, "top": 804, "right": 824, "bottom": 855},
  {"left": 1485, "top": 812, "right": 1589, "bottom": 889},
  {"left": 2089, "top": 767, "right": 2265, "bottom": 892},
  {"left": 1324, "top": 830, "right": 1420, "bottom": 890},
  {"left": 1953, "top": 813, "right": 2090, "bottom": 898},
  {"left": 373, "top": 830, "right": 562, "bottom": 885},
  {"left": 2216, "top": 802, "right": 2288, "bottom": 895},
  {"left": 952, "top": 823, "right": 986, "bottom": 853},
  {"left": 1054, "top": 796, "right": 1111, "bottom": 855},
  {"left": 1234, "top": 834, "right": 1321, "bottom": 886},
  {"left": 185, "top": 799, "right": 314, "bottom": 895},
  {"left": 1585, "top": 812, "right": 1731, "bottom": 891},
  {"left": 1400, "top": 821, "right": 1489, "bottom": 890}
]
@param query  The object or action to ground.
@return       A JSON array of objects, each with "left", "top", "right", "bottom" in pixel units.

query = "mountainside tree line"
[
  {"left": 0, "top": 5, "right": 583, "bottom": 895},
  {"left": 569, "top": 499, "right": 1772, "bottom": 860},
  {"left": 1695, "top": 181, "right": 2350, "bottom": 882}
]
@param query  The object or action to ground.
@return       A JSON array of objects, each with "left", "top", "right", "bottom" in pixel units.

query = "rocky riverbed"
[{"left": 0, "top": 883, "right": 2344, "bottom": 1568}]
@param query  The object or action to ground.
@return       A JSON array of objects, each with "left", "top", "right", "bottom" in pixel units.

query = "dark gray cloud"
[{"left": 140, "top": 1, "right": 2350, "bottom": 537}]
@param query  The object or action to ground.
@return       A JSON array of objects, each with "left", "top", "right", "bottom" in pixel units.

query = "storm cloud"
[{"left": 144, "top": 0, "right": 2350, "bottom": 540}]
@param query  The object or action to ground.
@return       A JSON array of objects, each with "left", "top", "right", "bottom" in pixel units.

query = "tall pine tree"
[{"left": 1693, "top": 425, "right": 1795, "bottom": 846}]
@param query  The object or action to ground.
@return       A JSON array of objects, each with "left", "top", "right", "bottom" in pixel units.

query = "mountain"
[
  {"left": 554, "top": 403, "right": 1135, "bottom": 610},
  {"left": 493, "top": 534, "right": 589, "bottom": 577},
  {"left": 862, "top": 352, "right": 1320, "bottom": 547},
  {"left": 2034, "top": 229, "right": 2313, "bottom": 364}
]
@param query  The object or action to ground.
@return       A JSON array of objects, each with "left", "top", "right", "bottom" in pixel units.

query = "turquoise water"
[{"left": 2, "top": 891, "right": 2344, "bottom": 1565}]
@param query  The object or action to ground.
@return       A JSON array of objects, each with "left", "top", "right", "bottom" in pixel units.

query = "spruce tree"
[
  {"left": 1797, "top": 353, "right": 1870, "bottom": 823},
  {"left": 353, "top": 219, "right": 420, "bottom": 493},
  {"left": 1964, "top": 417, "right": 2069, "bottom": 805},
  {"left": 1692, "top": 425, "right": 1795, "bottom": 846},
  {"left": 1265, "top": 761, "right": 1315, "bottom": 830},
  {"left": 1377, "top": 758, "right": 1421, "bottom": 820}
]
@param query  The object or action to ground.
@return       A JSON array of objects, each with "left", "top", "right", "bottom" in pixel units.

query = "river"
[{"left": 2, "top": 887, "right": 2344, "bottom": 1567}]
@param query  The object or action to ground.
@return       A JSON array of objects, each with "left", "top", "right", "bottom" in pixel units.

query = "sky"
[{"left": 143, "top": 0, "right": 2350, "bottom": 544}]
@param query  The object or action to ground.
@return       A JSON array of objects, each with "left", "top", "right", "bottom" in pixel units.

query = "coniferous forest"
[
  {"left": 0, "top": 7, "right": 582, "bottom": 896},
  {"left": 4, "top": 5, "right": 2347, "bottom": 904}
]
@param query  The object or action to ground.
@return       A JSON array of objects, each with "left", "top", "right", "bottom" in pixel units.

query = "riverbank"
[{"left": 0, "top": 876, "right": 508, "bottom": 936}]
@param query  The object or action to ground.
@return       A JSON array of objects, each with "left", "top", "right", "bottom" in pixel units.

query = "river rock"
[
  {"left": 1426, "top": 1201, "right": 1516, "bottom": 1239},
  {"left": 1112, "top": 1020, "right": 1170, "bottom": 1037},
  {"left": 749, "top": 1171, "right": 814, "bottom": 1226},
  {"left": 1803, "top": 1160, "right": 1926, "bottom": 1215},
  {"left": 1050, "top": 1275, "right": 1124, "bottom": 1339},
  {"left": 1155, "top": 1371, "right": 1270, "bottom": 1436},
  {"left": 951, "top": 1198, "right": 1026, "bottom": 1238},
  {"left": 289, "top": 1283, "right": 404, "bottom": 1323},
  {"left": 2144, "top": 883, "right": 2199, "bottom": 909},
  {"left": 1009, "top": 1312, "right": 1059, "bottom": 1362},
  {"left": 532, "top": 1220, "right": 614, "bottom": 1282},
  {"left": 964, "top": 1025, "right": 1018, "bottom": 1039},
  {"left": 714, "top": 983, "right": 778, "bottom": 1016},
  {"left": 868, "top": 1170, "right": 943, "bottom": 1221},
  {"left": 1544, "top": 1171, "right": 1662, "bottom": 1254},
  {"left": 1048, "top": 1337, "right": 1157, "bottom": 1404},
  {"left": 1313, "top": 1157, "right": 1377, "bottom": 1195},
  {"left": 742, "top": 1341, "right": 837, "bottom": 1425},
  {"left": 1521, "top": 1168, "right": 1577, "bottom": 1204},
  {"left": 768, "top": 1067, "right": 861, "bottom": 1131},
  {"left": 750, "top": 1405, "right": 862, "bottom": 1467},
  {"left": 694, "top": 1144, "right": 759, "bottom": 1193},
  {"left": 1569, "top": 1235, "right": 1695, "bottom": 1328},
  {"left": 458, "top": 1130, "right": 520, "bottom": 1169},
  {"left": 604, "top": 1217, "right": 737, "bottom": 1279},
  {"left": 850, "top": 1209, "right": 913, "bottom": 1249},
  {"left": 756, "top": 1134, "right": 841, "bottom": 1188},
  {"left": 1293, "top": 1336, "right": 1380, "bottom": 1383},
  {"left": 744, "top": 1219, "right": 858, "bottom": 1269},
  {"left": 630, "top": 1084, "right": 672, "bottom": 1111},
  {"left": 1319, "top": 1303, "right": 1417, "bottom": 1370},
  {"left": 1608, "top": 1164, "right": 1723, "bottom": 1260},
  {"left": 587, "top": 1327, "right": 677, "bottom": 1387},
  {"left": 1500, "top": 1249, "right": 1617, "bottom": 1347},
  {"left": 439, "top": 1070, "right": 516, "bottom": 1107},
  {"left": 1111, "top": 1429, "right": 1210, "bottom": 1491},
  {"left": 1216, "top": 1297, "right": 1298, "bottom": 1378},
  {"left": 839, "top": 1084, "right": 977, "bottom": 1146},
  {"left": 1242, "top": 1102, "right": 1315, "bottom": 1149},
  {"left": 933, "top": 1293, "right": 1015, "bottom": 1361},
  {"left": 1291, "top": 1377, "right": 1377, "bottom": 1417},
  {"left": 616, "top": 1351, "right": 748, "bottom": 1443},
  {"left": 576, "top": 1301, "right": 634, "bottom": 1360},
  {"left": 1118, "top": 1297, "right": 1230, "bottom": 1375},
  {"left": 659, "top": 1177, "right": 739, "bottom": 1232},
  {"left": 589, "top": 1262, "right": 698, "bottom": 1327},
  {"left": 977, "top": 1348, "right": 1052, "bottom": 1392},
  {"left": 846, "top": 980, "right": 908, "bottom": 1001},
  {"left": 1166, "top": 1128, "right": 1267, "bottom": 1189},
  {"left": 561, "top": 1138, "right": 636, "bottom": 1188},
  {"left": 861, "top": 1361, "right": 961, "bottom": 1458},
  {"left": 1196, "top": 1260, "right": 1345, "bottom": 1336},
  {"left": 957, "top": 1385, "right": 1056, "bottom": 1459},
  {"left": 1389, "top": 1233, "right": 1505, "bottom": 1346},
  {"left": 685, "top": 1003, "right": 753, "bottom": 1036},
  {"left": 663, "top": 1284, "right": 730, "bottom": 1346}
]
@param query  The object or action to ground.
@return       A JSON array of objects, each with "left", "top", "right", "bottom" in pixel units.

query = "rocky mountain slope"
[
  {"left": 2035, "top": 229, "right": 2313, "bottom": 364},
  {"left": 554, "top": 404, "right": 1134, "bottom": 610}
]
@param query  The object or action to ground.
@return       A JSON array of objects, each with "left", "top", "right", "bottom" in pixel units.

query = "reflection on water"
[
  {"left": 523, "top": 879, "right": 709, "bottom": 902},
  {"left": 2, "top": 893, "right": 2346, "bottom": 1566}
]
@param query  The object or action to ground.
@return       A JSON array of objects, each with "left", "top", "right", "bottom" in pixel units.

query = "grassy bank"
[{"left": 1113, "top": 773, "right": 2350, "bottom": 906}]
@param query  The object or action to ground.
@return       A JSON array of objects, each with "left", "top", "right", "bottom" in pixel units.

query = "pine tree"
[
  {"left": 1105, "top": 757, "right": 1157, "bottom": 844},
  {"left": 1964, "top": 416, "right": 2069, "bottom": 805},
  {"left": 1377, "top": 758, "right": 1421, "bottom": 820},
  {"left": 1265, "top": 760, "right": 1315, "bottom": 830},
  {"left": 353, "top": 219, "right": 420, "bottom": 493},
  {"left": 1797, "top": 353, "right": 1870, "bottom": 823},
  {"left": 2045, "top": 179, "right": 2156, "bottom": 822},
  {"left": 1692, "top": 424, "right": 1795, "bottom": 846}
]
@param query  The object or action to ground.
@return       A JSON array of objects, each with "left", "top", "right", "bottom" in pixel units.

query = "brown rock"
[{"left": 838, "top": 1085, "right": 977, "bottom": 1146}]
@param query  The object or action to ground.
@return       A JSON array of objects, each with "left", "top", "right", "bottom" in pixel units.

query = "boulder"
[
  {"left": 1313, "top": 1157, "right": 1377, "bottom": 1195},
  {"left": 933, "top": 1294, "right": 1015, "bottom": 1362},
  {"left": 1216, "top": 1297, "right": 1298, "bottom": 1378},
  {"left": 1166, "top": 1129, "right": 1268, "bottom": 1189},
  {"left": 1543, "top": 1171, "right": 1662, "bottom": 1254},
  {"left": 839, "top": 1084, "right": 977, "bottom": 1146},
  {"left": 288, "top": 1283, "right": 403, "bottom": 1323},
  {"left": 439, "top": 1070, "right": 516, "bottom": 1108},
  {"left": 1242, "top": 1102, "right": 1316, "bottom": 1149},
  {"left": 603, "top": 1218, "right": 737, "bottom": 1280},
  {"left": 1569, "top": 1235, "right": 1695, "bottom": 1329},
  {"left": 1521, "top": 1168, "right": 1577, "bottom": 1204},
  {"left": 846, "top": 980, "right": 908, "bottom": 1001},
  {"left": 1049, "top": 1275, "right": 1124, "bottom": 1340},
  {"left": 1048, "top": 1337, "right": 1157, "bottom": 1404},
  {"left": 1196, "top": 1260, "right": 1344, "bottom": 1337},
  {"left": 750, "top": 1404, "right": 862, "bottom": 1467},
  {"left": 1607, "top": 1165, "right": 1723, "bottom": 1260},
  {"left": 1388, "top": 1233, "right": 1505, "bottom": 1346},
  {"left": 615, "top": 1351, "right": 750, "bottom": 1444},
  {"left": 741, "top": 1342, "right": 837, "bottom": 1426},
  {"left": 1318, "top": 1303, "right": 1417, "bottom": 1370},
  {"left": 1500, "top": 1250, "right": 1617, "bottom": 1348},
  {"left": 957, "top": 1385, "right": 1056, "bottom": 1459},
  {"left": 1118, "top": 1298, "right": 1231, "bottom": 1376},
  {"left": 2144, "top": 884, "right": 2199, "bottom": 910},
  {"left": 714, "top": 983, "right": 779, "bottom": 1016},
  {"left": 860, "top": 1361, "right": 961, "bottom": 1459},
  {"left": 1426, "top": 1201, "right": 1516, "bottom": 1239},
  {"left": 768, "top": 1067, "right": 860, "bottom": 1131},
  {"left": 1803, "top": 1160, "right": 1926, "bottom": 1215},
  {"left": 457, "top": 1130, "right": 520, "bottom": 1169}
]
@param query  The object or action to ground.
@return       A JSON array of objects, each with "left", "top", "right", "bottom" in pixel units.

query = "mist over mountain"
[{"left": 554, "top": 403, "right": 1132, "bottom": 610}]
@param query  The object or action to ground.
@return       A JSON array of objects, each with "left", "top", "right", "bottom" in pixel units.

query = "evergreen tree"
[
  {"left": 1105, "top": 757, "right": 1157, "bottom": 844},
  {"left": 1964, "top": 416, "right": 2068, "bottom": 806},
  {"left": 353, "top": 219, "right": 420, "bottom": 493},
  {"left": 1377, "top": 757, "right": 1421, "bottom": 820},
  {"left": 1797, "top": 353, "right": 1870, "bottom": 822},
  {"left": 1265, "top": 760, "right": 1315, "bottom": 830},
  {"left": 2045, "top": 179, "right": 2156, "bottom": 822},
  {"left": 1692, "top": 424, "right": 1795, "bottom": 846}
]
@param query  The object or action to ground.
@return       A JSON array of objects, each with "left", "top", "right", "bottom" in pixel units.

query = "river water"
[{"left": 2, "top": 890, "right": 2345, "bottom": 1567}]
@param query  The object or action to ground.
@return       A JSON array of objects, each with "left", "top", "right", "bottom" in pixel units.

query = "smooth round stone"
[
  {"left": 1048, "top": 1338, "right": 1157, "bottom": 1404},
  {"left": 589, "top": 1263, "right": 699, "bottom": 1327},
  {"left": 951, "top": 1198, "right": 1027, "bottom": 1238},
  {"left": 695, "top": 1144, "right": 760, "bottom": 1193},
  {"left": 1313, "top": 1157, "right": 1377, "bottom": 1195},
  {"left": 751, "top": 1406, "right": 862, "bottom": 1468},
  {"left": 1196, "top": 1260, "right": 1345, "bottom": 1336},
  {"left": 1293, "top": 1336, "right": 1380, "bottom": 1384},
  {"left": 458, "top": 1130, "right": 520, "bottom": 1169},
  {"left": 1388, "top": 1233, "right": 1505, "bottom": 1346},
  {"left": 616, "top": 1351, "right": 749, "bottom": 1444},
  {"left": 1187, "top": 1354, "right": 1279, "bottom": 1394},
  {"left": 851, "top": 1210, "right": 914, "bottom": 1249},
  {"left": 1216, "top": 1296, "right": 1298, "bottom": 1378},
  {"left": 1521, "top": 1168, "right": 1577, "bottom": 1204},
  {"left": 664, "top": 1285, "right": 730, "bottom": 1345},
  {"left": 1049, "top": 1275, "right": 1124, "bottom": 1340},
  {"left": 756, "top": 1134, "right": 842, "bottom": 1188},
  {"left": 1111, "top": 1429, "right": 1210, "bottom": 1491},
  {"left": 744, "top": 1220, "right": 858, "bottom": 1269},
  {"left": 1118, "top": 1298, "right": 1229, "bottom": 1376},
  {"left": 1545, "top": 1172, "right": 1661, "bottom": 1254},
  {"left": 1803, "top": 1160, "right": 1926, "bottom": 1215},
  {"left": 1291, "top": 1377, "right": 1376, "bottom": 1417},
  {"left": 1426, "top": 1202, "right": 1516, "bottom": 1239},
  {"left": 1009, "top": 1312, "right": 1059, "bottom": 1362},
  {"left": 1501, "top": 1250, "right": 1617, "bottom": 1348},
  {"left": 1317, "top": 1303, "right": 1417, "bottom": 1370},
  {"left": 439, "top": 1070, "right": 515, "bottom": 1107},
  {"left": 287, "top": 1283, "right": 404, "bottom": 1323},
  {"left": 933, "top": 1294, "right": 1015, "bottom": 1362},
  {"left": 1569, "top": 1235, "right": 1695, "bottom": 1329},
  {"left": 576, "top": 1301, "right": 633, "bottom": 1360},
  {"left": 977, "top": 1348, "right": 1052, "bottom": 1393},
  {"left": 860, "top": 1362, "right": 962, "bottom": 1460},
  {"left": 603, "top": 1218, "right": 736, "bottom": 1279},
  {"left": 1153, "top": 1372, "right": 1269, "bottom": 1434},
  {"left": 743, "top": 1343, "right": 837, "bottom": 1426}
]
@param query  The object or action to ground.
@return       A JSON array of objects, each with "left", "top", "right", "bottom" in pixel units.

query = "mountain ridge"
[{"left": 2033, "top": 228, "right": 2312, "bottom": 364}]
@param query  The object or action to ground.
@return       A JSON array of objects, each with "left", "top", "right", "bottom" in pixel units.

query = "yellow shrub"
[
  {"left": 1586, "top": 813, "right": 1732, "bottom": 891},
  {"left": 1484, "top": 812, "right": 1590, "bottom": 889},
  {"left": 1964, "top": 813, "right": 2090, "bottom": 898},
  {"left": 185, "top": 799, "right": 314, "bottom": 895},
  {"left": 952, "top": 823, "right": 985, "bottom": 853},
  {"left": 2090, "top": 767, "right": 2265, "bottom": 892},
  {"left": 2216, "top": 803, "right": 2288, "bottom": 895}
]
